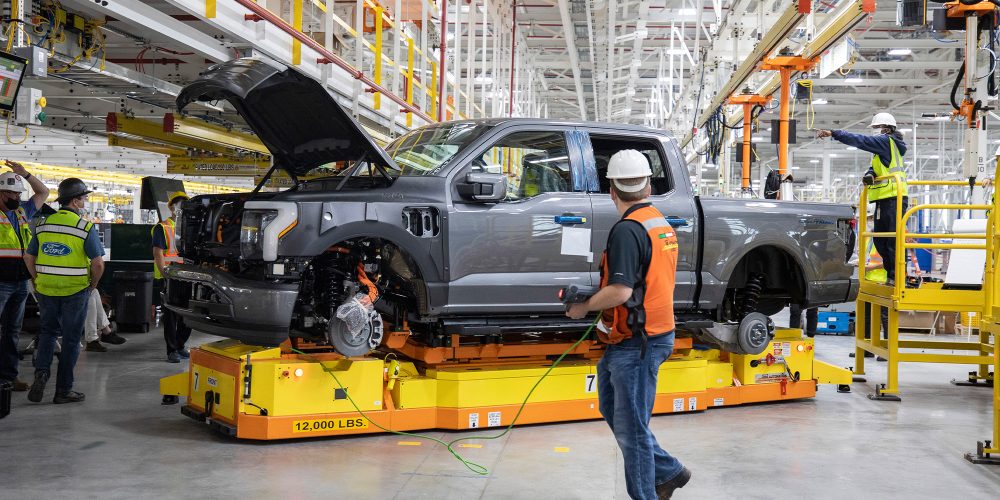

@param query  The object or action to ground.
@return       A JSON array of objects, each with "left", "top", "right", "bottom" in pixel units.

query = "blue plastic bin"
[{"left": 816, "top": 311, "right": 852, "bottom": 335}]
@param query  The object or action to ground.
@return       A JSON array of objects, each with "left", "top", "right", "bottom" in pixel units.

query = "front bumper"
[{"left": 164, "top": 264, "right": 299, "bottom": 346}]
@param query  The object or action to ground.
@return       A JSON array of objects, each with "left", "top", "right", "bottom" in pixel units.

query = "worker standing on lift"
[
  {"left": 566, "top": 150, "right": 690, "bottom": 500},
  {"left": 817, "top": 112, "right": 908, "bottom": 285}
]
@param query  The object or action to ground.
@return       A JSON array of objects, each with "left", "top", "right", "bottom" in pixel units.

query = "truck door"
[
  {"left": 445, "top": 128, "right": 594, "bottom": 315},
  {"left": 583, "top": 131, "right": 699, "bottom": 310}
]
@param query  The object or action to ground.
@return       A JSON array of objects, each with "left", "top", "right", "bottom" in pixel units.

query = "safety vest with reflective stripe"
[
  {"left": 34, "top": 209, "right": 94, "bottom": 297},
  {"left": 152, "top": 218, "right": 182, "bottom": 279},
  {"left": 0, "top": 206, "right": 31, "bottom": 259},
  {"left": 598, "top": 204, "right": 679, "bottom": 344},
  {"left": 868, "top": 136, "right": 909, "bottom": 202}
]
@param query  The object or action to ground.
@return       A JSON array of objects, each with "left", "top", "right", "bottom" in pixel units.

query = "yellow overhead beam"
[
  {"left": 109, "top": 136, "right": 189, "bottom": 157},
  {"left": 721, "top": 0, "right": 872, "bottom": 130},
  {"left": 106, "top": 113, "right": 247, "bottom": 156},
  {"left": 167, "top": 157, "right": 272, "bottom": 177},
  {"left": 20, "top": 161, "right": 245, "bottom": 194},
  {"left": 681, "top": 3, "right": 806, "bottom": 147},
  {"left": 164, "top": 114, "right": 270, "bottom": 155}
]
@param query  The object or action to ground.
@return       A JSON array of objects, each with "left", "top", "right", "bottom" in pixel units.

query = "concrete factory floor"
[{"left": 2, "top": 326, "right": 1000, "bottom": 499}]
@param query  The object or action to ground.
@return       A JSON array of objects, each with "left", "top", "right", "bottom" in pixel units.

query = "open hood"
[{"left": 176, "top": 58, "right": 398, "bottom": 177}]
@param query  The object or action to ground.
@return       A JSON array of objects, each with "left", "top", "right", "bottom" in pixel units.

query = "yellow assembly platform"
[{"left": 160, "top": 329, "right": 852, "bottom": 440}]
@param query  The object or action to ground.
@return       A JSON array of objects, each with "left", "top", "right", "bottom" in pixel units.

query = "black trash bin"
[
  {"left": 114, "top": 270, "right": 154, "bottom": 333},
  {"left": 1, "top": 379, "right": 11, "bottom": 419}
]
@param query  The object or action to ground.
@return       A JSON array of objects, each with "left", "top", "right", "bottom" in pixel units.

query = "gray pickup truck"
[{"left": 165, "top": 58, "right": 858, "bottom": 356}]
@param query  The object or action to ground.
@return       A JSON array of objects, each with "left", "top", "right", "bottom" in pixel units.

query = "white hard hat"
[
  {"left": 0, "top": 172, "right": 26, "bottom": 193},
  {"left": 607, "top": 149, "right": 653, "bottom": 193},
  {"left": 870, "top": 112, "right": 896, "bottom": 128}
]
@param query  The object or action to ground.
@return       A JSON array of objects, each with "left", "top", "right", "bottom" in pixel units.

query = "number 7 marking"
[{"left": 585, "top": 374, "right": 597, "bottom": 393}]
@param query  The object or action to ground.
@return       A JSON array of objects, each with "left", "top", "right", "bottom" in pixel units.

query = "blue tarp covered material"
[{"left": 567, "top": 130, "right": 599, "bottom": 193}]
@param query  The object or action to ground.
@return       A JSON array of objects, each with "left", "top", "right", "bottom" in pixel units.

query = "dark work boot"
[
  {"left": 85, "top": 340, "right": 108, "bottom": 352},
  {"left": 656, "top": 467, "right": 692, "bottom": 500},
  {"left": 53, "top": 391, "right": 85, "bottom": 404},
  {"left": 27, "top": 371, "right": 49, "bottom": 403}
]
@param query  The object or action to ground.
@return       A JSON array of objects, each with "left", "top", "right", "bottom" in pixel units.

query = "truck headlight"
[
  {"left": 241, "top": 209, "right": 278, "bottom": 260},
  {"left": 173, "top": 207, "right": 184, "bottom": 250}
]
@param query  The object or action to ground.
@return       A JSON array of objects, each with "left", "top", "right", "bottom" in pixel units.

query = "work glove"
[{"left": 862, "top": 173, "right": 875, "bottom": 186}]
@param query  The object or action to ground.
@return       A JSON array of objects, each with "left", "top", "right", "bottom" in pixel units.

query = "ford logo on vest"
[{"left": 41, "top": 242, "right": 72, "bottom": 257}]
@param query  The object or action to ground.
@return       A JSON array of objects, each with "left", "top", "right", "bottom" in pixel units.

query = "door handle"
[
  {"left": 554, "top": 215, "right": 588, "bottom": 225},
  {"left": 665, "top": 216, "right": 689, "bottom": 228}
]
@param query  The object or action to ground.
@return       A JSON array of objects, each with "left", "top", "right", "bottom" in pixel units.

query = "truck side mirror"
[{"left": 457, "top": 172, "right": 506, "bottom": 202}]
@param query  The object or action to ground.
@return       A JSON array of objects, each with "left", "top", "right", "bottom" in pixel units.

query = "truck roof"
[{"left": 421, "top": 117, "right": 678, "bottom": 139}]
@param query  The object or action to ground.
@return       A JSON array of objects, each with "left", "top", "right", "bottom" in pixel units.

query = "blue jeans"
[
  {"left": 34, "top": 289, "right": 90, "bottom": 393},
  {"left": 0, "top": 279, "right": 29, "bottom": 382},
  {"left": 597, "top": 332, "right": 685, "bottom": 500}
]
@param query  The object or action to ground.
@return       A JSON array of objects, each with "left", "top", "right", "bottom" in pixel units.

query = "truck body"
[{"left": 165, "top": 58, "right": 858, "bottom": 356}]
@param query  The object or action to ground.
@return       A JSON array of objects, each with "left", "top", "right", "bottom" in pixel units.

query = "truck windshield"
[{"left": 386, "top": 123, "right": 490, "bottom": 176}]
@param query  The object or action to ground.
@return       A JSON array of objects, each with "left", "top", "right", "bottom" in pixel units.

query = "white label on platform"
[
  {"left": 713, "top": 397, "right": 725, "bottom": 406},
  {"left": 207, "top": 376, "right": 218, "bottom": 388},
  {"left": 672, "top": 398, "right": 684, "bottom": 412},
  {"left": 488, "top": 412, "right": 501, "bottom": 427},
  {"left": 584, "top": 374, "right": 597, "bottom": 393},
  {"left": 688, "top": 397, "right": 697, "bottom": 411},
  {"left": 469, "top": 413, "right": 480, "bottom": 429}
]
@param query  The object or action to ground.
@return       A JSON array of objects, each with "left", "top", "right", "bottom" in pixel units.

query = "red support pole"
[
  {"left": 439, "top": 0, "right": 448, "bottom": 122},
  {"left": 509, "top": 2, "right": 517, "bottom": 117}
]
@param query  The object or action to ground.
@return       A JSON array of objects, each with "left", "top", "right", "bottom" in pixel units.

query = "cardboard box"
[
  {"left": 898, "top": 311, "right": 936, "bottom": 331},
  {"left": 936, "top": 313, "right": 958, "bottom": 335}
]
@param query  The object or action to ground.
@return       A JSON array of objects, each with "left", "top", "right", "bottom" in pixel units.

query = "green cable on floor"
[{"left": 289, "top": 316, "right": 598, "bottom": 475}]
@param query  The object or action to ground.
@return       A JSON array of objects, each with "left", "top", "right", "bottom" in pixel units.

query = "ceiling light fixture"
[
  {"left": 811, "top": 98, "right": 828, "bottom": 105},
  {"left": 844, "top": 77, "right": 863, "bottom": 84},
  {"left": 888, "top": 48, "right": 912, "bottom": 56}
]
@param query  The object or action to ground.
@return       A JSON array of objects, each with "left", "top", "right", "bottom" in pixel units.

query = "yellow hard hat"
[{"left": 167, "top": 191, "right": 189, "bottom": 206}]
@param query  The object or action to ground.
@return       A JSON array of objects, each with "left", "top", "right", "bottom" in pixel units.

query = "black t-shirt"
[{"left": 606, "top": 203, "right": 653, "bottom": 288}]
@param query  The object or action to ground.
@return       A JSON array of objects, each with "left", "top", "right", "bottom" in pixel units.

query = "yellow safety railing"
[
  {"left": 855, "top": 175, "right": 996, "bottom": 403},
  {"left": 858, "top": 175, "right": 993, "bottom": 296}
]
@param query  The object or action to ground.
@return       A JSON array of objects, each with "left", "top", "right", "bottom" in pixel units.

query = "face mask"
[{"left": 3, "top": 198, "right": 19, "bottom": 210}]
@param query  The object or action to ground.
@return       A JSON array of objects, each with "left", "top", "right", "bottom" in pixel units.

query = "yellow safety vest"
[
  {"left": 868, "top": 137, "right": 908, "bottom": 202},
  {"left": 152, "top": 218, "right": 182, "bottom": 279},
  {"left": 0, "top": 206, "right": 32, "bottom": 260},
  {"left": 34, "top": 209, "right": 94, "bottom": 297}
]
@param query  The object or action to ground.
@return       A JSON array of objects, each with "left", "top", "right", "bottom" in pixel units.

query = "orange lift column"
[
  {"left": 727, "top": 92, "right": 771, "bottom": 194},
  {"left": 760, "top": 54, "right": 817, "bottom": 197}
]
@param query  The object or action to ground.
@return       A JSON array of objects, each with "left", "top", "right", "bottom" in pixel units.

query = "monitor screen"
[{"left": 0, "top": 50, "right": 27, "bottom": 112}]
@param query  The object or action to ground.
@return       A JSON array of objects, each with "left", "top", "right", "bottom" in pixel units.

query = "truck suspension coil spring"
[{"left": 742, "top": 273, "right": 765, "bottom": 317}]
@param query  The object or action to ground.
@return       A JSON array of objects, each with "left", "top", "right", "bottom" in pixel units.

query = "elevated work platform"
[
  {"left": 855, "top": 180, "right": 996, "bottom": 401},
  {"left": 161, "top": 329, "right": 851, "bottom": 440}
]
